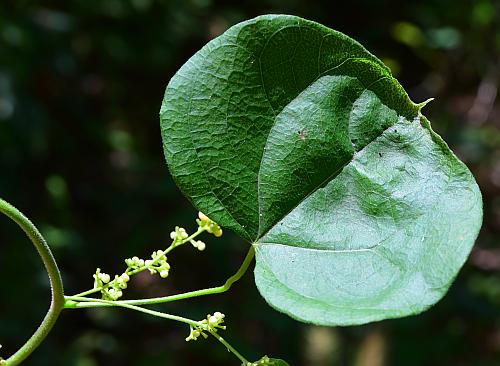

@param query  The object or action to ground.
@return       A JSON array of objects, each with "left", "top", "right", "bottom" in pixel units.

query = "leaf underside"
[{"left": 160, "top": 15, "right": 482, "bottom": 325}]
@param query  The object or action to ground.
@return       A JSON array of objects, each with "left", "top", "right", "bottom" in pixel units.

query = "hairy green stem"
[
  {"left": 65, "top": 245, "right": 255, "bottom": 309},
  {"left": 0, "top": 198, "right": 65, "bottom": 366}
]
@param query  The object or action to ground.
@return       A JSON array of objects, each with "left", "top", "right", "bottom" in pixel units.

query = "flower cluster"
[
  {"left": 93, "top": 268, "right": 130, "bottom": 300},
  {"left": 124, "top": 256, "right": 145, "bottom": 270},
  {"left": 125, "top": 249, "right": 171, "bottom": 278},
  {"left": 197, "top": 212, "right": 222, "bottom": 237},
  {"left": 170, "top": 226, "right": 189, "bottom": 245},
  {"left": 93, "top": 248, "right": 171, "bottom": 301},
  {"left": 185, "top": 311, "right": 226, "bottom": 342},
  {"left": 87, "top": 212, "right": 223, "bottom": 302},
  {"left": 206, "top": 311, "right": 226, "bottom": 330},
  {"left": 145, "top": 250, "right": 171, "bottom": 278}
]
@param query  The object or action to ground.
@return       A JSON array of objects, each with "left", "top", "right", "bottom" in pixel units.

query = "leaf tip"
[{"left": 416, "top": 97, "right": 435, "bottom": 111}]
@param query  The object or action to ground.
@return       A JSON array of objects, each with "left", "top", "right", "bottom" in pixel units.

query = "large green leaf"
[{"left": 160, "top": 14, "right": 482, "bottom": 325}]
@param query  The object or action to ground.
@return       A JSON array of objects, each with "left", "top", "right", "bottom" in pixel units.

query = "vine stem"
[
  {"left": 0, "top": 198, "right": 65, "bottom": 366},
  {"left": 0, "top": 199, "right": 256, "bottom": 365},
  {"left": 65, "top": 245, "right": 255, "bottom": 309}
]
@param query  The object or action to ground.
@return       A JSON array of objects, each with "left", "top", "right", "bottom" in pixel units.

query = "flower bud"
[
  {"left": 198, "top": 212, "right": 209, "bottom": 222},
  {"left": 100, "top": 273, "right": 111, "bottom": 284},
  {"left": 160, "top": 270, "right": 169, "bottom": 278},
  {"left": 208, "top": 316, "right": 218, "bottom": 325},
  {"left": 194, "top": 240, "right": 206, "bottom": 251}
]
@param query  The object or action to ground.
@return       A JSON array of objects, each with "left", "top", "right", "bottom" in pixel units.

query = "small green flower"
[
  {"left": 185, "top": 326, "right": 207, "bottom": 341},
  {"left": 197, "top": 212, "right": 223, "bottom": 237},
  {"left": 208, "top": 311, "right": 225, "bottom": 328},
  {"left": 170, "top": 226, "right": 189, "bottom": 245},
  {"left": 191, "top": 240, "right": 206, "bottom": 251},
  {"left": 185, "top": 311, "right": 226, "bottom": 342},
  {"left": 160, "top": 269, "right": 169, "bottom": 278},
  {"left": 93, "top": 268, "right": 111, "bottom": 288},
  {"left": 125, "top": 256, "right": 145, "bottom": 269}
]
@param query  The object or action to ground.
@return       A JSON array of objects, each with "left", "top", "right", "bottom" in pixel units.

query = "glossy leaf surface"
[{"left": 161, "top": 15, "right": 482, "bottom": 325}]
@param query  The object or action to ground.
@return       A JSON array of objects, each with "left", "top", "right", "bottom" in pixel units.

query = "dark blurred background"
[{"left": 0, "top": 1, "right": 499, "bottom": 365}]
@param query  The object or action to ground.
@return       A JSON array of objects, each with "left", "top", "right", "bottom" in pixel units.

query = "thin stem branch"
[
  {"left": 65, "top": 245, "right": 255, "bottom": 309},
  {"left": 0, "top": 198, "right": 65, "bottom": 366},
  {"left": 66, "top": 297, "right": 251, "bottom": 365},
  {"left": 65, "top": 296, "right": 200, "bottom": 327},
  {"left": 72, "top": 287, "right": 100, "bottom": 298},
  {"left": 208, "top": 330, "right": 249, "bottom": 365}
]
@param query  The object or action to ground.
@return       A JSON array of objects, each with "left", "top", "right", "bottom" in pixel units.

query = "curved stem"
[
  {"left": 65, "top": 246, "right": 255, "bottom": 309},
  {"left": 0, "top": 198, "right": 65, "bottom": 366}
]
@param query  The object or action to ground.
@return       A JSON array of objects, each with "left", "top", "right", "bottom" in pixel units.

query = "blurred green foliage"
[{"left": 0, "top": 1, "right": 499, "bottom": 365}]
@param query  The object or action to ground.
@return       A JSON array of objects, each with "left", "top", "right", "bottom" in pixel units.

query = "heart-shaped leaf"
[{"left": 160, "top": 15, "right": 482, "bottom": 325}]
